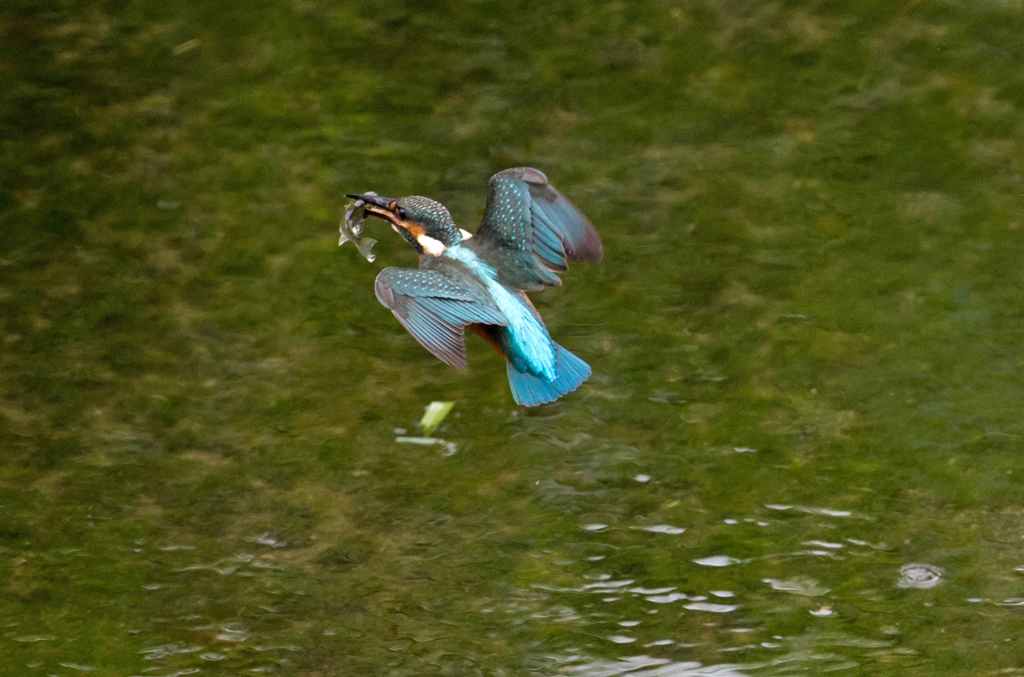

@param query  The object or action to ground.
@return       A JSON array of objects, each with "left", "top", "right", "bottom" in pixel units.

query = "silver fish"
[{"left": 339, "top": 192, "right": 379, "bottom": 262}]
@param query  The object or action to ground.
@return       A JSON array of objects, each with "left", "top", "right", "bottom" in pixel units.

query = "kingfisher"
[{"left": 346, "top": 167, "right": 603, "bottom": 406}]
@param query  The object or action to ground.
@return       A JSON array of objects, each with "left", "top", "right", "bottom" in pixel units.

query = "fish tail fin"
[{"left": 507, "top": 342, "right": 591, "bottom": 407}]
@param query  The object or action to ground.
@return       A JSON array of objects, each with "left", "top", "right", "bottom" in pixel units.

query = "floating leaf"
[{"left": 420, "top": 401, "right": 455, "bottom": 436}]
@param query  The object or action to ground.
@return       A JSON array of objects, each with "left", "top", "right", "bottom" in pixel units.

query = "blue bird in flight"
[{"left": 347, "top": 167, "right": 603, "bottom": 406}]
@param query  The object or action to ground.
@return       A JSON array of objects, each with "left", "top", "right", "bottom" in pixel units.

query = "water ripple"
[
  {"left": 764, "top": 504, "right": 871, "bottom": 519},
  {"left": 139, "top": 643, "right": 203, "bottom": 660},
  {"left": 58, "top": 663, "right": 95, "bottom": 672},
  {"left": 630, "top": 586, "right": 676, "bottom": 595},
  {"left": 13, "top": 634, "right": 56, "bottom": 643},
  {"left": 633, "top": 524, "right": 687, "bottom": 535},
  {"left": 693, "top": 556, "right": 743, "bottom": 568},
  {"left": 684, "top": 602, "right": 739, "bottom": 613},
  {"left": 763, "top": 577, "right": 831, "bottom": 596},
  {"left": 802, "top": 540, "right": 843, "bottom": 550},
  {"left": 646, "top": 592, "right": 689, "bottom": 604},
  {"left": 568, "top": 656, "right": 750, "bottom": 677},
  {"left": 896, "top": 563, "right": 943, "bottom": 589}
]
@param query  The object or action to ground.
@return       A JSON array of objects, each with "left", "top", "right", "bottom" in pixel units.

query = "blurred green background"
[{"left": 3, "top": 0, "right": 1024, "bottom": 674}]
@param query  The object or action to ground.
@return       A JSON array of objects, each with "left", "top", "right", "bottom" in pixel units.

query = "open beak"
[{"left": 346, "top": 193, "right": 399, "bottom": 223}]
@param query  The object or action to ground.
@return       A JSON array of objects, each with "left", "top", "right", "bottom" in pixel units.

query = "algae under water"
[{"left": 2, "top": 1, "right": 1024, "bottom": 674}]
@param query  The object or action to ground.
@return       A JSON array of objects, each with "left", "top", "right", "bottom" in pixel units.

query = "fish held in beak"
[{"left": 340, "top": 192, "right": 381, "bottom": 263}]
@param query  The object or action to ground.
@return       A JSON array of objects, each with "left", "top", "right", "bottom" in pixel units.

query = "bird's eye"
[{"left": 397, "top": 208, "right": 408, "bottom": 221}]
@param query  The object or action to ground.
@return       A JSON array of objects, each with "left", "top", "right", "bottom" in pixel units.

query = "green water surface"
[{"left": 3, "top": 1, "right": 1024, "bottom": 675}]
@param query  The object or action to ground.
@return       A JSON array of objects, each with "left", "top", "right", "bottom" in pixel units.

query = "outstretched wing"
[
  {"left": 473, "top": 167, "right": 603, "bottom": 290},
  {"left": 375, "top": 267, "right": 508, "bottom": 368}
]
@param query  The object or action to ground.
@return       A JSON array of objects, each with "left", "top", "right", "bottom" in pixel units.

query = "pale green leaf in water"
[{"left": 420, "top": 401, "right": 455, "bottom": 436}]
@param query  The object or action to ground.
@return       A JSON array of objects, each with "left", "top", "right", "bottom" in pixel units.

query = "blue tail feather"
[{"left": 507, "top": 342, "right": 591, "bottom": 406}]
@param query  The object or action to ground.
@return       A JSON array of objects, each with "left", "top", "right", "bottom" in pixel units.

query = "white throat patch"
[{"left": 417, "top": 234, "right": 447, "bottom": 256}]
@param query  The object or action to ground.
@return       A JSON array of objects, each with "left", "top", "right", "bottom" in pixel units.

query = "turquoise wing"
[
  {"left": 375, "top": 267, "right": 508, "bottom": 368},
  {"left": 473, "top": 167, "right": 603, "bottom": 290}
]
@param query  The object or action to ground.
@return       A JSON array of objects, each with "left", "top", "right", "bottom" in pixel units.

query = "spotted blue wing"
[
  {"left": 375, "top": 267, "right": 508, "bottom": 368},
  {"left": 474, "top": 167, "right": 603, "bottom": 290}
]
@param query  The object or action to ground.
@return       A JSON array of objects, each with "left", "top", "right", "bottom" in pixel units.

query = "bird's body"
[
  {"left": 348, "top": 167, "right": 602, "bottom": 406},
  {"left": 445, "top": 245, "right": 557, "bottom": 377}
]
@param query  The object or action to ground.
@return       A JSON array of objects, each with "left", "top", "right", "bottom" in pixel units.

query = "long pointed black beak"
[{"left": 346, "top": 193, "right": 394, "bottom": 210}]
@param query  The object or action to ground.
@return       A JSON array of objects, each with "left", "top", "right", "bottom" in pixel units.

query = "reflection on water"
[
  {"left": 505, "top": 473, "right": 904, "bottom": 671},
  {"left": 484, "top": 421, "right": 1023, "bottom": 673},
  {"left": 763, "top": 576, "right": 830, "bottom": 596},
  {"left": 568, "top": 655, "right": 750, "bottom": 676},
  {"left": 693, "top": 556, "right": 744, "bottom": 568}
]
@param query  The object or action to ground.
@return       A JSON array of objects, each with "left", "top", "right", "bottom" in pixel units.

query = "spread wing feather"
[
  {"left": 473, "top": 167, "right": 603, "bottom": 290},
  {"left": 375, "top": 267, "right": 508, "bottom": 368}
]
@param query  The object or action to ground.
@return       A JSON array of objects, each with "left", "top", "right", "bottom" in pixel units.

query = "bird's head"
[{"left": 346, "top": 194, "right": 464, "bottom": 256}]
